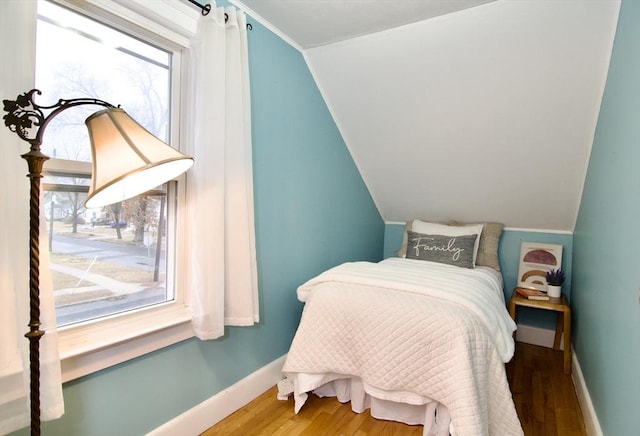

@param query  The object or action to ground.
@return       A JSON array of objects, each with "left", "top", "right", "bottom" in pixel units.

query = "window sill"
[{"left": 59, "top": 303, "right": 194, "bottom": 383}]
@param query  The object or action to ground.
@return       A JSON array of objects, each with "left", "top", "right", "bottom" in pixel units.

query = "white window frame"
[{"left": 41, "top": 0, "right": 199, "bottom": 382}]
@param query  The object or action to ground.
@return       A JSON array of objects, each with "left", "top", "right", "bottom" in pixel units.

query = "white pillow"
[{"left": 411, "top": 220, "right": 484, "bottom": 267}]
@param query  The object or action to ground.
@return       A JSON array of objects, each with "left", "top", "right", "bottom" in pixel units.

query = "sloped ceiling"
[
  {"left": 232, "top": 0, "right": 496, "bottom": 50},
  {"left": 232, "top": 0, "right": 621, "bottom": 232}
]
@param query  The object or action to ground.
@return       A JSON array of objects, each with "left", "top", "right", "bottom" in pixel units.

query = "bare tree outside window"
[{"left": 36, "top": 0, "right": 176, "bottom": 326}]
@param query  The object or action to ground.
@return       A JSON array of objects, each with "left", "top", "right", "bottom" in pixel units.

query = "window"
[{"left": 35, "top": 0, "right": 195, "bottom": 380}]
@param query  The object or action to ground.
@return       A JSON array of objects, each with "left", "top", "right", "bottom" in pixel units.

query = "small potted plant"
[{"left": 545, "top": 268, "right": 565, "bottom": 298}]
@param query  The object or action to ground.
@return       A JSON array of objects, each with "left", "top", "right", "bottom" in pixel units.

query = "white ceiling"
[
  {"left": 232, "top": 0, "right": 622, "bottom": 232},
  {"left": 232, "top": 0, "right": 497, "bottom": 50}
]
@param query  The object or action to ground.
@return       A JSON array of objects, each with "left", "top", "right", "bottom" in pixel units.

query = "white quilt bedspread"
[{"left": 283, "top": 258, "right": 523, "bottom": 436}]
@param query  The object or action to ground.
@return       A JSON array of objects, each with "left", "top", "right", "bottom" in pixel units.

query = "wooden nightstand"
[{"left": 508, "top": 290, "right": 572, "bottom": 375}]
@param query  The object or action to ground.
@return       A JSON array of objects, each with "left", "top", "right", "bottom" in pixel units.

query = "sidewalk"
[{"left": 50, "top": 263, "right": 145, "bottom": 298}]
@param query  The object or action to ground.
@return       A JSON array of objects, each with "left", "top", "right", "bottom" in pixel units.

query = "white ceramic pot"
[{"left": 547, "top": 285, "right": 562, "bottom": 298}]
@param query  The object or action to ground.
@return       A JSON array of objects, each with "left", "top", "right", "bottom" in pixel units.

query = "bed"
[{"left": 278, "top": 220, "right": 523, "bottom": 436}]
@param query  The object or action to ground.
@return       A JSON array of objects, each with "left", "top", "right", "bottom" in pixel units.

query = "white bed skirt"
[{"left": 279, "top": 373, "right": 455, "bottom": 436}]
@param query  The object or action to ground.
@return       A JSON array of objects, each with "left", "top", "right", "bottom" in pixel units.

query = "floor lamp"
[{"left": 2, "top": 89, "right": 194, "bottom": 436}]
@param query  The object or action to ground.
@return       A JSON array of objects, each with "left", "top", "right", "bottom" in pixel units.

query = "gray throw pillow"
[{"left": 406, "top": 231, "right": 478, "bottom": 269}]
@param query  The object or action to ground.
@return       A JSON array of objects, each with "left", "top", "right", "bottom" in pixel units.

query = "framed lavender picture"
[{"left": 517, "top": 242, "right": 563, "bottom": 291}]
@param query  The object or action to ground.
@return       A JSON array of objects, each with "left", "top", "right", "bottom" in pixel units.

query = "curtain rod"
[
  {"left": 186, "top": 0, "right": 211, "bottom": 16},
  {"left": 184, "top": 0, "right": 253, "bottom": 29}
]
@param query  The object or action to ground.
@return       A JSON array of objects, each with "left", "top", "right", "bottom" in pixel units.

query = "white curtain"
[
  {"left": 186, "top": 3, "right": 259, "bottom": 340},
  {"left": 0, "top": 1, "right": 64, "bottom": 433}
]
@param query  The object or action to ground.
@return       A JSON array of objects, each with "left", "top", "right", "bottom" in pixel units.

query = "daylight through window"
[{"left": 36, "top": 0, "right": 178, "bottom": 327}]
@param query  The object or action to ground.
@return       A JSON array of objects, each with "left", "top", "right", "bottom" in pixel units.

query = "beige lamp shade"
[{"left": 84, "top": 108, "right": 193, "bottom": 208}]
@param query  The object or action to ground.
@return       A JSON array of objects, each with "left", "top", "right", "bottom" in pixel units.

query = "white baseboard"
[
  {"left": 515, "top": 323, "right": 564, "bottom": 349},
  {"left": 515, "top": 324, "right": 602, "bottom": 436},
  {"left": 149, "top": 330, "right": 604, "bottom": 436},
  {"left": 147, "top": 354, "right": 287, "bottom": 436},
  {"left": 571, "top": 351, "right": 603, "bottom": 436}
]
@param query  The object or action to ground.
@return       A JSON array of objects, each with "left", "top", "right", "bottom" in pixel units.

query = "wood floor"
[{"left": 202, "top": 342, "right": 586, "bottom": 436}]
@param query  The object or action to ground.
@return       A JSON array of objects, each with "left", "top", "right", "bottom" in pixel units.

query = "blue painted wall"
[
  {"left": 13, "top": 12, "right": 383, "bottom": 436},
  {"left": 572, "top": 1, "right": 640, "bottom": 434},
  {"left": 384, "top": 224, "right": 573, "bottom": 329}
]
